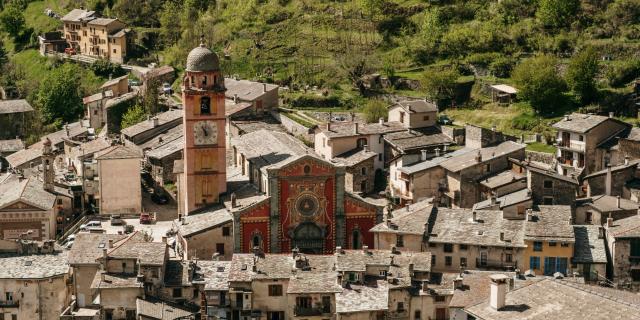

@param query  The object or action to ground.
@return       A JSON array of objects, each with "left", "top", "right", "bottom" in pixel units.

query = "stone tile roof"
[
  {"left": 335, "top": 249, "right": 392, "bottom": 272},
  {"left": 109, "top": 28, "right": 130, "bottom": 38},
  {"left": 398, "top": 148, "right": 474, "bottom": 175},
  {"left": 68, "top": 233, "right": 127, "bottom": 265},
  {"left": 106, "top": 232, "right": 167, "bottom": 265},
  {"left": 624, "top": 127, "right": 640, "bottom": 142},
  {"left": 144, "top": 66, "right": 175, "bottom": 80},
  {"left": 0, "top": 174, "right": 56, "bottom": 210},
  {"left": 196, "top": 260, "right": 231, "bottom": 291},
  {"left": 473, "top": 189, "right": 531, "bottom": 210},
  {"left": 229, "top": 115, "right": 285, "bottom": 134},
  {"left": 61, "top": 9, "right": 95, "bottom": 22},
  {"left": 429, "top": 209, "right": 526, "bottom": 248},
  {"left": 440, "top": 141, "right": 525, "bottom": 173},
  {"left": 0, "top": 139, "right": 24, "bottom": 153},
  {"left": 229, "top": 254, "right": 333, "bottom": 282},
  {"left": 465, "top": 278, "right": 640, "bottom": 320},
  {"left": 0, "top": 99, "right": 34, "bottom": 114},
  {"left": 390, "top": 100, "right": 438, "bottom": 113},
  {"left": 121, "top": 109, "right": 182, "bottom": 138},
  {"left": 287, "top": 272, "right": 342, "bottom": 293},
  {"left": 510, "top": 157, "right": 580, "bottom": 185},
  {"left": 524, "top": 206, "right": 575, "bottom": 242},
  {"left": 573, "top": 225, "right": 607, "bottom": 264},
  {"left": 552, "top": 113, "right": 628, "bottom": 134},
  {"left": 83, "top": 90, "right": 112, "bottom": 104},
  {"left": 224, "top": 78, "right": 278, "bottom": 102},
  {"left": 231, "top": 129, "right": 313, "bottom": 169},
  {"left": 138, "top": 124, "right": 183, "bottom": 151},
  {"left": 91, "top": 272, "right": 142, "bottom": 289},
  {"left": 332, "top": 148, "right": 376, "bottom": 167},
  {"left": 318, "top": 121, "right": 406, "bottom": 139},
  {"left": 0, "top": 251, "right": 68, "bottom": 278},
  {"left": 583, "top": 161, "right": 639, "bottom": 179},
  {"left": 136, "top": 298, "right": 195, "bottom": 320},
  {"left": 101, "top": 75, "right": 129, "bottom": 89},
  {"left": 607, "top": 214, "right": 640, "bottom": 239},
  {"left": 146, "top": 136, "right": 183, "bottom": 160},
  {"left": 105, "top": 90, "right": 138, "bottom": 109},
  {"left": 584, "top": 194, "right": 639, "bottom": 212},
  {"left": 225, "top": 99, "right": 253, "bottom": 117},
  {"left": 479, "top": 170, "right": 525, "bottom": 189},
  {"left": 69, "top": 137, "right": 112, "bottom": 159},
  {"left": 5, "top": 148, "right": 41, "bottom": 168},
  {"left": 95, "top": 145, "right": 141, "bottom": 160},
  {"left": 557, "top": 279, "right": 640, "bottom": 306},
  {"left": 336, "top": 280, "right": 389, "bottom": 313},
  {"left": 7, "top": 122, "right": 88, "bottom": 168},
  {"left": 369, "top": 200, "right": 433, "bottom": 235},
  {"left": 449, "top": 271, "right": 519, "bottom": 308},
  {"left": 87, "top": 17, "right": 118, "bottom": 26},
  {"left": 175, "top": 206, "right": 232, "bottom": 237},
  {"left": 384, "top": 127, "right": 453, "bottom": 152}
]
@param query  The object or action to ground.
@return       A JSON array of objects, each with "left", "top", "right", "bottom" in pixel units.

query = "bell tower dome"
[{"left": 181, "top": 37, "right": 227, "bottom": 214}]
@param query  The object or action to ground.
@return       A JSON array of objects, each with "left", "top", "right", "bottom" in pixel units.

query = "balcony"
[
  {"left": 0, "top": 300, "right": 19, "bottom": 308},
  {"left": 294, "top": 306, "right": 330, "bottom": 317},
  {"left": 476, "top": 258, "right": 517, "bottom": 270},
  {"left": 556, "top": 140, "right": 585, "bottom": 153}
]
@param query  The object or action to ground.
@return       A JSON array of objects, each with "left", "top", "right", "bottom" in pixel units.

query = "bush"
[
  {"left": 489, "top": 56, "right": 515, "bottom": 78},
  {"left": 290, "top": 94, "right": 343, "bottom": 109},
  {"left": 90, "top": 59, "right": 126, "bottom": 78},
  {"left": 512, "top": 113, "right": 539, "bottom": 131},
  {"left": 465, "top": 52, "right": 501, "bottom": 68},
  {"left": 512, "top": 55, "right": 567, "bottom": 114},
  {"left": 605, "top": 59, "right": 640, "bottom": 87},
  {"left": 362, "top": 99, "right": 388, "bottom": 123}
]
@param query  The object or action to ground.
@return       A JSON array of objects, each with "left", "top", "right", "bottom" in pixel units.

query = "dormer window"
[{"left": 200, "top": 96, "right": 211, "bottom": 114}]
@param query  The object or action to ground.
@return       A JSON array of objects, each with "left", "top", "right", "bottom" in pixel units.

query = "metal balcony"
[{"left": 0, "top": 300, "right": 19, "bottom": 308}]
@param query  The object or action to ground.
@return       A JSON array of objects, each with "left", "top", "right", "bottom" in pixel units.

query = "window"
[
  {"left": 444, "top": 243, "right": 453, "bottom": 253},
  {"left": 357, "top": 138, "right": 367, "bottom": 148},
  {"left": 459, "top": 244, "right": 468, "bottom": 250},
  {"left": 5, "top": 292, "right": 13, "bottom": 301},
  {"left": 431, "top": 255, "right": 436, "bottom": 266},
  {"left": 460, "top": 257, "right": 467, "bottom": 267},
  {"left": 200, "top": 96, "right": 211, "bottom": 114},
  {"left": 268, "top": 285, "right": 283, "bottom": 296},
  {"left": 561, "top": 242, "right": 570, "bottom": 247},
  {"left": 423, "top": 115, "right": 429, "bottom": 121},
  {"left": 579, "top": 135, "right": 584, "bottom": 142},
  {"left": 172, "top": 288, "right": 182, "bottom": 298},
  {"left": 429, "top": 242, "right": 437, "bottom": 248},
  {"left": 361, "top": 167, "right": 367, "bottom": 175},
  {"left": 348, "top": 272, "right": 359, "bottom": 282},
  {"left": 113, "top": 49, "right": 116, "bottom": 53},
  {"left": 445, "top": 256, "right": 452, "bottom": 266},
  {"left": 203, "top": 76, "right": 207, "bottom": 86},
  {"left": 378, "top": 153, "right": 383, "bottom": 161},
  {"left": 505, "top": 253, "right": 513, "bottom": 263},
  {"left": 396, "top": 235, "right": 404, "bottom": 247},
  {"left": 549, "top": 241, "right": 557, "bottom": 247},
  {"left": 379, "top": 270, "right": 387, "bottom": 277},
  {"left": 397, "top": 302, "right": 405, "bottom": 312},
  {"left": 122, "top": 262, "right": 127, "bottom": 270},
  {"left": 296, "top": 296, "right": 312, "bottom": 308},
  {"left": 223, "top": 227, "right": 231, "bottom": 236},
  {"left": 216, "top": 243, "right": 225, "bottom": 255},
  {"left": 529, "top": 256, "right": 540, "bottom": 269},
  {"left": 485, "top": 163, "right": 491, "bottom": 172},
  {"left": 435, "top": 295, "right": 446, "bottom": 302},
  {"left": 533, "top": 241, "right": 543, "bottom": 251},
  {"left": 543, "top": 197, "right": 554, "bottom": 205},
  {"left": 267, "top": 312, "right": 284, "bottom": 320},
  {"left": 321, "top": 296, "right": 331, "bottom": 313},
  {"left": 585, "top": 211, "right": 593, "bottom": 223},
  {"left": 57, "top": 199, "right": 63, "bottom": 205},
  {"left": 414, "top": 310, "right": 421, "bottom": 320},
  {"left": 543, "top": 180, "right": 553, "bottom": 189},
  {"left": 11, "top": 314, "right": 16, "bottom": 320},
  {"left": 399, "top": 112, "right": 405, "bottom": 123}
]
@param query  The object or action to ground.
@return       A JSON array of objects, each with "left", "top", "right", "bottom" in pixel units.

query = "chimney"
[
  {"left": 233, "top": 94, "right": 238, "bottom": 104},
  {"left": 263, "top": 83, "right": 267, "bottom": 93},
  {"left": 364, "top": 144, "right": 369, "bottom": 152},
  {"left": 337, "top": 274, "right": 343, "bottom": 286},
  {"left": 101, "top": 272, "right": 105, "bottom": 281},
  {"left": 525, "top": 209, "right": 533, "bottom": 221},
  {"left": 625, "top": 156, "right": 630, "bottom": 165},
  {"left": 443, "top": 145, "right": 448, "bottom": 152},
  {"left": 108, "top": 239, "right": 113, "bottom": 248},
  {"left": 326, "top": 122, "right": 331, "bottom": 132},
  {"left": 499, "top": 232, "right": 504, "bottom": 241},
  {"left": 435, "top": 148, "right": 440, "bottom": 158},
  {"left": 152, "top": 117, "right": 159, "bottom": 128},
  {"left": 605, "top": 165, "right": 612, "bottom": 196},
  {"left": 564, "top": 115, "right": 569, "bottom": 121},
  {"left": 230, "top": 193, "right": 237, "bottom": 208},
  {"left": 475, "top": 150, "right": 482, "bottom": 163},
  {"left": 489, "top": 274, "right": 508, "bottom": 310},
  {"left": 336, "top": 246, "right": 344, "bottom": 254},
  {"left": 490, "top": 194, "right": 497, "bottom": 206},
  {"left": 162, "top": 236, "right": 167, "bottom": 244},
  {"left": 354, "top": 123, "right": 359, "bottom": 134},
  {"left": 65, "top": 124, "right": 70, "bottom": 137},
  {"left": 102, "top": 248, "right": 108, "bottom": 265},
  {"left": 453, "top": 276, "right": 463, "bottom": 290},
  {"left": 421, "top": 150, "right": 427, "bottom": 161},
  {"left": 609, "top": 112, "right": 614, "bottom": 118},
  {"left": 379, "top": 117, "right": 384, "bottom": 125},
  {"left": 472, "top": 211, "right": 477, "bottom": 222}
]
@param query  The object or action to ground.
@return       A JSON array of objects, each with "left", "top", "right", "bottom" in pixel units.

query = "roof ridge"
[
  {"left": 557, "top": 279, "right": 640, "bottom": 308},
  {"left": 613, "top": 223, "right": 640, "bottom": 237},
  {"left": 107, "top": 230, "right": 140, "bottom": 254}
]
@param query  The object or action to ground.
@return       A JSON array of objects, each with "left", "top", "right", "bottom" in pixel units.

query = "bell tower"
[
  {"left": 182, "top": 38, "right": 227, "bottom": 214},
  {"left": 42, "top": 137, "right": 55, "bottom": 192}
]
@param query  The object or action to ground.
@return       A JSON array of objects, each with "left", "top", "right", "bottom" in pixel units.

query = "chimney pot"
[
  {"left": 421, "top": 149, "right": 428, "bottom": 161},
  {"left": 607, "top": 217, "right": 614, "bottom": 227},
  {"left": 263, "top": 83, "right": 267, "bottom": 93},
  {"left": 476, "top": 150, "right": 482, "bottom": 163},
  {"left": 379, "top": 118, "right": 384, "bottom": 125},
  {"left": 609, "top": 112, "right": 614, "bottom": 118},
  {"left": 326, "top": 122, "right": 331, "bottom": 132},
  {"left": 231, "top": 193, "right": 237, "bottom": 208},
  {"left": 472, "top": 211, "right": 477, "bottom": 222},
  {"left": 233, "top": 94, "right": 238, "bottom": 104},
  {"left": 108, "top": 239, "right": 113, "bottom": 248},
  {"left": 489, "top": 274, "right": 508, "bottom": 310},
  {"left": 625, "top": 156, "right": 630, "bottom": 165},
  {"left": 617, "top": 196, "right": 621, "bottom": 209}
]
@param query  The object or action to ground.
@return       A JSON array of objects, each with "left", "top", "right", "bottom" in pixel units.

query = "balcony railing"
[
  {"left": 294, "top": 306, "right": 330, "bottom": 317},
  {"left": 0, "top": 300, "right": 19, "bottom": 308},
  {"left": 476, "top": 258, "right": 517, "bottom": 270},
  {"left": 556, "top": 140, "right": 585, "bottom": 152}
]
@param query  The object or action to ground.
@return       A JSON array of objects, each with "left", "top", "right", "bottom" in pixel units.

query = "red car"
[
  {"left": 64, "top": 47, "right": 76, "bottom": 55},
  {"left": 140, "top": 212, "right": 154, "bottom": 224}
]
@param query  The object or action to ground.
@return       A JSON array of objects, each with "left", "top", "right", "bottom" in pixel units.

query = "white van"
[{"left": 80, "top": 221, "right": 101, "bottom": 231}]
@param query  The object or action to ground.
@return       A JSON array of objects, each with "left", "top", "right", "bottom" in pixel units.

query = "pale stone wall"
[
  {"left": 0, "top": 275, "right": 70, "bottom": 320},
  {"left": 98, "top": 157, "right": 142, "bottom": 214}
]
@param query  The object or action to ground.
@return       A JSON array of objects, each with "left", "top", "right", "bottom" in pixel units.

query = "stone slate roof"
[
  {"left": 163, "top": 260, "right": 190, "bottom": 286},
  {"left": 318, "top": 121, "right": 406, "bottom": 139},
  {"left": 509, "top": 158, "right": 580, "bottom": 185},
  {"left": 428, "top": 209, "right": 526, "bottom": 248},
  {"left": 83, "top": 90, "right": 113, "bottom": 104},
  {"left": 229, "top": 254, "right": 335, "bottom": 282},
  {"left": 479, "top": 170, "right": 525, "bottom": 189},
  {"left": 224, "top": 78, "right": 278, "bottom": 101},
  {"left": 335, "top": 249, "right": 392, "bottom": 272},
  {"left": 0, "top": 251, "right": 68, "bottom": 279},
  {"left": 583, "top": 161, "right": 639, "bottom": 179},
  {"left": 0, "top": 139, "right": 24, "bottom": 153},
  {"left": 390, "top": 100, "right": 438, "bottom": 113},
  {"left": 287, "top": 272, "right": 343, "bottom": 294},
  {"left": 196, "top": 260, "right": 231, "bottom": 291},
  {"left": 105, "top": 90, "right": 138, "bottom": 109},
  {"left": 231, "top": 129, "right": 313, "bottom": 170},
  {"left": 225, "top": 99, "right": 253, "bottom": 117},
  {"left": 136, "top": 298, "right": 195, "bottom": 320},
  {"left": 384, "top": 127, "right": 453, "bottom": 152},
  {"left": 106, "top": 231, "right": 167, "bottom": 266},
  {"left": 584, "top": 194, "right": 639, "bottom": 213},
  {"left": 230, "top": 115, "right": 285, "bottom": 134},
  {"left": 398, "top": 148, "right": 474, "bottom": 175},
  {"left": 69, "top": 137, "right": 112, "bottom": 159},
  {"left": 61, "top": 9, "right": 95, "bottom": 22},
  {"left": 332, "top": 148, "right": 377, "bottom": 167},
  {"left": 68, "top": 233, "right": 127, "bottom": 265},
  {"left": 175, "top": 207, "right": 232, "bottom": 237},
  {"left": 449, "top": 271, "right": 519, "bottom": 308},
  {"left": 8, "top": 120, "right": 89, "bottom": 166},
  {"left": 87, "top": 17, "right": 118, "bottom": 26},
  {"left": 336, "top": 280, "right": 389, "bottom": 313},
  {"left": 607, "top": 214, "right": 640, "bottom": 239},
  {"left": 91, "top": 272, "right": 142, "bottom": 289},
  {"left": 146, "top": 136, "right": 183, "bottom": 160},
  {"left": 101, "top": 75, "right": 128, "bottom": 89},
  {"left": 573, "top": 225, "right": 607, "bottom": 264},
  {"left": 552, "top": 113, "right": 629, "bottom": 134},
  {"left": 95, "top": 144, "right": 141, "bottom": 160},
  {"left": 466, "top": 278, "right": 640, "bottom": 320},
  {"left": 0, "top": 99, "right": 34, "bottom": 114},
  {"left": 524, "top": 206, "right": 575, "bottom": 242},
  {"left": 624, "top": 127, "right": 640, "bottom": 142},
  {"left": 121, "top": 109, "right": 182, "bottom": 138},
  {"left": 138, "top": 124, "right": 183, "bottom": 151},
  {"left": 0, "top": 174, "right": 56, "bottom": 210},
  {"left": 369, "top": 200, "right": 433, "bottom": 235},
  {"left": 440, "top": 141, "right": 525, "bottom": 172},
  {"left": 473, "top": 188, "right": 531, "bottom": 210}
]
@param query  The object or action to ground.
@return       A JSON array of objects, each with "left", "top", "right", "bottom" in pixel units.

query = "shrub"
[
  {"left": 605, "top": 59, "right": 640, "bottom": 87},
  {"left": 512, "top": 55, "right": 567, "bottom": 114},
  {"left": 290, "top": 94, "right": 343, "bottom": 109},
  {"left": 489, "top": 56, "right": 516, "bottom": 78}
]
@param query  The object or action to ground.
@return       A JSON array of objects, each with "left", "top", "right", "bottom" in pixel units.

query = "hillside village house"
[
  {"left": 510, "top": 157, "right": 583, "bottom": 205},
  {"left": 174, "top": 207, "right": 233, "bottom": 260},
  {"left": 224, "top": 78, "right": 279, "bottom": 116},
  {"left": 522, "top": 206, "right": 575, "bottom": 276},
  {"left": 0, "top": 139, "right": 24, "bottom": 171},
  {"left": 0, "top": 99, "right": 34, "bottom": 140},
  {"left": 574, "top": 194, "right": 639, "bottom": 225},
  {"left": 61, "top": 9, "right": 130, "bottom": 63},
  {"left": 605, "top": 214, "right": 640, "bottom": 290},
  {"left": 572, "top": 225, "right": 608, "bottom": 282}
]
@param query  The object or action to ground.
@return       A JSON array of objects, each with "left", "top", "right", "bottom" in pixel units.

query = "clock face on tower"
[{"left": 193, "top": 121, "right": 217, "bottom": 146}]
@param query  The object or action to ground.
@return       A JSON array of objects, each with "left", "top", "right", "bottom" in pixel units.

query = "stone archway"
[{"left": 292, "top": 222, "right": 325, "bottom": 254}]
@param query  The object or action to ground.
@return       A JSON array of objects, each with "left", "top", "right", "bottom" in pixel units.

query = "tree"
[
  {"left": 34, "top": 64, "right": 83, "bottom": 124},
  {"left": 0, "top": 4, "right": 25, "bottom": 38},
  {"left": 0, "top": 41, "right": 6, "bottom": 67},
  {"left": 537, "top": 0, "right": 581, "bottom": 28},
  {"left": 362, "top": 99, "right": 388, "bottom": 123},
  {"left": 566, "top": 47, "right": 599, "bottom": 104},
  {"left": 337, "top": 53, "right": 373, "bottom": 96},
  {"left": 159, "top": 1, "right": 182, "bottom": 45},
  {"left": 421, "top": 68, "right": 460, "bottom": 103},
  {"left": 512, "top": 55, "right": 567, "bottom": 114},
  {"left": 121, "top": 104, "right": 147, "bottom": 129}
]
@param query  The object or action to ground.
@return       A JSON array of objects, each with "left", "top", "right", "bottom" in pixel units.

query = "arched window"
[
  {"left": 357, "top": 138, "right": 367, "bottom": 148},
  {"left": 352, "top": 229, "right": 361, "bottom": 249},
  {"left": 252, "top": 234, "right": 262, "bottom": 249},
  {"left": 200, "top": 96, "right": 211, "bottom": 114}
]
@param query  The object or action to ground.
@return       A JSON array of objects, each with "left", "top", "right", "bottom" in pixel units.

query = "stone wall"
[
  {"left": 525, "top": 150, "right": 555, "bottom": 165},
  {"left": 529, "top": 171, "right": 578, "bottom": 205},
  {"left": 441, "top": 126, "right": 465, "bottom": 145},
  {"left": 586, "top": 166, "right": 637, "bottom": 197},
  {"left": 464, "top": 125, "right": 515, "bottom": 148},
  {"left": 345, "top": 157, "right": 375, "bottom": 194},
  {"left": 270, "top": 111, "right": 314, "bottom": 143}
]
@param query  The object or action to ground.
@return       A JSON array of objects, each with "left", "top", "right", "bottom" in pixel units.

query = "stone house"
[
  {"left": 522, "top": 206, "right": 575, "bottom": 276},
  {"left": 174, "top": 206, "right": 233, "bottom": 261},
  {"left": 146, "top": 135, "right": 183, "bottom": 186},
  {"left": 553, "top": 113, "right": 630, "bottom": 176},
  {"left": 121, "top": 109, "right": 183, "bottom": 146},
  {"left": 0, "top": 139, "right": 24, "bottom": 171},
  {"left": 95, "top": 145, "right": 142, "bottom": 214},
  {"left": 510, "top": 158, "right": 582, "bottom": 206},
  {"left": 574, "top": 195, "right": 639, "bottom": 225},
  {"left": 572, "top": 225, "right": 607, "bottom": 282},
  {"left": 224, "top": 78, "right": 279, "bottom": 115},
  {"left": 0, "top": 240, "right": 70, "bottom": 320},
  {"left": 370, "top": 200, "right": 434, "bottom": 253},
  {"left": 477, "top": 170, "right": 527, "bottom": 199},
  {"left": 61, "top": 9, "right": 130, "bottom": 63},
  {"left": 472, "top": 188, "right": 532, "bottom": 219},
  {"left": 387, "top": 100, "right": 438, "bottom": 129},
  {"left": 0, "top": 99, "right": 34, "bottom": 140},
  {"left": 332, "top": 148, "right": 376, "bottom": 194},
  {"left": 583, "top": 160, "right": 638, "bottom": 198},
  {"left": 605, "top": 214, "right": 640, "bottom": 290},
  {"left": 83, "top": 90, "right": 113, "bottom": 130},
  {"left": 100, "top": 75, "right": 130, "bottom": 98}
]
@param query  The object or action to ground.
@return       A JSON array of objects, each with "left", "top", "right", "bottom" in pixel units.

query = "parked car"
[
  {"left": 128, "top": 79, "right": 140, "bottom": 86},
  {"left": 151, "top": 192, "right": 169, "bottom": 205},
  {"left": 64, "top": 241, "right": 74, "bottom": 249},
  {"left": 80, "top": 220, "right": 101, "bottom": 231},
  {"left": 110, "top": 215, "right": 125, "bottom": 226},
  {"left": 140, "top": 212, "right": 155, "bottom": 224},
  {"left": 438, "top": 114, "right": 453, "bottom": 125},
  {"left": 64, "top": 47, "right": 76, "bottom": 55},
  {"left": 162, "top": 82, "right": 173, "bottom": 95}
]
